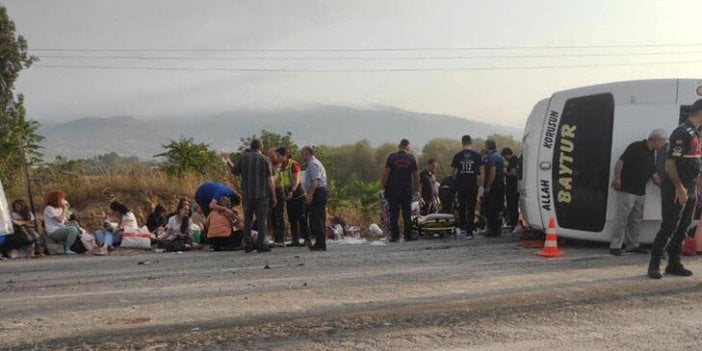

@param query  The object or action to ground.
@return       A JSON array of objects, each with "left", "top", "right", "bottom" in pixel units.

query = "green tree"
[
  {"left": 0, "top": 95, "right": 43, "bottom": 178},
  {"left": 419, "top": 138, "right": 462, "bottom": 178},
  {"left": 474, "top": 134, "right": 522, "bottom": 156},
  {"left": 155, "top": 137, "right": 222, "bottom": 178},
  {"left": 0, "top": 5, "right": 40, "bottom": 186},
  {"left": 236, "top": 130, "right": 299, "bottom": 160}
]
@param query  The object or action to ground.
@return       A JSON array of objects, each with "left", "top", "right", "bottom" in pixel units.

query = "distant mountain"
[{"left": 38, "top": 105, "right": 521, "bottom": 160}]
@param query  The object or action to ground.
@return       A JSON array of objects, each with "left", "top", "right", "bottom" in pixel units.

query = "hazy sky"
[{"left": 4, "top": 0, "right": 702, "bottom": 128}]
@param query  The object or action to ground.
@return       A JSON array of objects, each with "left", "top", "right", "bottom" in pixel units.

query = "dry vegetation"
[{"left": 8, "top": 167, "right": 210, "bottom": 230}]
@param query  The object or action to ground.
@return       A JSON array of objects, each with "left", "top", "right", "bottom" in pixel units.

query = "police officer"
[
  {"left": 381, "top": 139, "right": 420, "bottom": 242},
  {"left": 647, "top": 99, "right": 702, "bottom": 279},
  {"left": 450, "top": 135, "right": 484, "bottom": 239}
]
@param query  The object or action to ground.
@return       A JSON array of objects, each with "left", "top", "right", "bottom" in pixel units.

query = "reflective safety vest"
[{"left": 279, "top": 160, "right": 305, "bottom": 199}]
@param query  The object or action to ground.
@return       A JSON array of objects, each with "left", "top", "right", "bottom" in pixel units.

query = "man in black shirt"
[
  {"left": 438, "top": 176, "right": 457, "bottom": 214},
  {"left": 610, "top": 130, "right": 665, "bottom": 256},
  {"left": 451, "top": 135, "right": 484, "bottom": 239},
  {"left": 419, "top": 159, "right": 438, "bottom": 215},
  {"left": 381, "top": 139, "right": 420, "bottom": 242},
  {"left": 501, "top": 147, "right": 520, "bottom": 230},
  {"left": 483, "top": 139, "right": 505, "bottom": 237},
  {"left": 648, "top": 99, "right": 702, "bottom": 279}
]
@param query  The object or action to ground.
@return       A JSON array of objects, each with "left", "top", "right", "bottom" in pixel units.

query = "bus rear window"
[{"left": 552, "top": 93, "right": 614, "bottom": 232}]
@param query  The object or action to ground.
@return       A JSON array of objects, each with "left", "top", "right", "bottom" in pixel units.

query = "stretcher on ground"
[{"left": 412, "top": 213, "right": 457, "bottom": 238}]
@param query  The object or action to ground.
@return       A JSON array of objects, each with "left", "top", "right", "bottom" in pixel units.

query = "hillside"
[{"left": 38, "top": 106, "right": 521, "bottom": 160}]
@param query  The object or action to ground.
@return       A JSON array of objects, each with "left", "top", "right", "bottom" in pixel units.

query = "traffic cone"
[{"left": 537, "top": 217, "right": 565, "bottom": 258}]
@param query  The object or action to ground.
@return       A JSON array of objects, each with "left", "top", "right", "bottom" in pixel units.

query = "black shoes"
[
  {"left": 243, "top": 246, "right": 271, "bottom": 253},
  {"left": 648, "top": 255, "right": 693, "bottom": 279},
  {"left": 404, "top": 236, "right": 418, "bottom": 242},
  {"left": 665, "top": 264, "right": 693, "bottom": 277},
  {"left": 309, "top": 244, "right": 326, "bottom": 251},
  {"left": 647, "top": 255, "right": 662, "bottom": 279},
  {"left": 609, "top": 248, "right": 622, "bottom": 256},
  {"left": 648, "top": 269, "right": 662, "bottom": 280}
]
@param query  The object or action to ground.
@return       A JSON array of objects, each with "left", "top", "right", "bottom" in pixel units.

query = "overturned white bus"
[
  {"left": 519, "top": 79, "right": 702, "bottom": 244},
  {"left": 0, "top": 179, "right": 13, "bottom": 237}
]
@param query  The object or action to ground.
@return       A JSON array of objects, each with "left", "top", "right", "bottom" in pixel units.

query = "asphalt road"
[{"left": 1, "top": 235, "right": 701, "bottom": 351}]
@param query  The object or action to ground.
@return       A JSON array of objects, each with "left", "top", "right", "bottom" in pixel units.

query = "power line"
[
  {"left": 33, "top": 59, "right": 702, "bottom": 72},
  {"left": 28, "top": 43, "right": 702, "bottom": 53},
  {"left": 35, "top": 50, "right": 702, "bottom": 61}
]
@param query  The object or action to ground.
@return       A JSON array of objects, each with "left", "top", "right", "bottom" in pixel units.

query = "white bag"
[
  {"left": 120, "top": 226, "right": 153, "bottom": 250},
  {"left": 80, "top": 232, "right": 99, "bottom": 252}
]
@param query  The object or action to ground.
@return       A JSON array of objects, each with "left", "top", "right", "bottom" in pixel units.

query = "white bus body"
[
  {"left": 0, "top": 179, "right": 13, "bottom": 236},
  {"left": 519, "top": 79, "right": 702, "bottom": 244}
]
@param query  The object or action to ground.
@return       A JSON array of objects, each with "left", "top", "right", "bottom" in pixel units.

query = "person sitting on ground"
[
  {"left": 43, "top": 190, "right": 81, "bottom": 255},
  {"left": 11, "top": 199, "right": 43, "bottom": 258},
  {"left": 158, "top": 202, "right": 197, "bottom": 252},
  {"left": 95, "top": 200, "right": 139, "bottom": 254},
  {"left": 206, "top": 195, "right": 243, "bottom": 251},
  {"left": 166, "top": 196, "right": 191, "bottom": 219},
  {"left": 2, "top": 200, "right": 36, "bottom": 259},
  {"left": 146, "top": 204, "right": 168, "bottom": 233},
  {"left": 0, "top": 228, "right": 33, "bottom": 258},
  {"left": 191, "top": 202, "right": 206, "bottom": 240}
]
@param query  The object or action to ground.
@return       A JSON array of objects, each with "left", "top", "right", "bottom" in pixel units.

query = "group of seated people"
[{"left": 0, "top": 186, "right": 246, "bottom": 259}]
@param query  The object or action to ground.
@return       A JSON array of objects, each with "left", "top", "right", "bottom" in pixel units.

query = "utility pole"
[{"left": 17, "top": 134, "right": 37, "bottom": 226}]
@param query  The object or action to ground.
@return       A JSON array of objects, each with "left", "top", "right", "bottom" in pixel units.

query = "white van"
[
  {"left": 519, "top": 79, "right": 702, "bottom": 244},
  {"left": 0, "top": 179, "right": 13, "bottom": 236}
]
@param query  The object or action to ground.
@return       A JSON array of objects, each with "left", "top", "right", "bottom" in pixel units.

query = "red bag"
[{"left": 682, "top": 236, "right": 697, "bottom": 256}]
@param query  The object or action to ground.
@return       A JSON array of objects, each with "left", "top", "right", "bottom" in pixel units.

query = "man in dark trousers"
[
  {"left": 451, "top": 135, "right": 484, "bottom": 239},
  {"left": 267, "top": 148, "right": 286, "bottom": 246},
  {"left": 276, "top": 147, "right": 310, "bottom": 247},
  {"left": 419, "top": 159, "right": 439, "bottom": 215},
  {"left": 501, "top": 147, "right": 520, "bottom": 231},
  {"left": 232, "top": 139, "right": 277, "bottom": 253},
  {"left": 483, "top": 139, "right": 505, "bottom": 237},
  {"left": 381, "top": 139, "right": 420, "bottom": 242},
  {"left": 648, "top": 100, "right": 702, "bottom": 279},
  {"left": 610, "top": 129, "right": 665, "bottom": 256},
  {"left": 301, "top": 146, "right": 328, "bottom": 251}
]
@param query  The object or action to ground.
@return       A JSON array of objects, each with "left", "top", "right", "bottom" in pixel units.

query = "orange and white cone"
[{"left": 537, "top": 217, "right": 565, "bottom": 258}]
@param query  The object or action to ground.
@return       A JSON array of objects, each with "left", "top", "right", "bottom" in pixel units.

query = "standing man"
[
  {"left": 610, "top": 130, "right": 666, "bottom": 256},
  {"left": 232, "top": 139, "right": 277, "bottom": 253},
  {"left": 483, "top": 139, "right": 505, "bottom": 237},
  {"left": 648, "top": 100, "right": 702, "bottom": 279},
  {"left": 438, "top": 175, "right": 457, "bottom": 215},
  {"left": 419, "top": 159, "right": 439, "bottom": 215},
  {"left": 381, "top": 139, "right": 420, "bottom": 242},
  {"left": 451, "top": 135, "right": 484, "bottom": 239},
  {"left": 300, "top": 146, "right": 328, "bottom": 251},
  {"left": 501, "top": 147, "right": 520, "bottom": 231},
  {"left": 276, "top": 147, "right": 310, "bottom": 247},
  {"left": 268, "top": 148, "right": 286, "bottom": 246}
]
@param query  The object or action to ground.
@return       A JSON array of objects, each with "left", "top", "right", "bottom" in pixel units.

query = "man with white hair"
[{"left": 609, "top": 129, "right": 666, "bottom": 256}]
